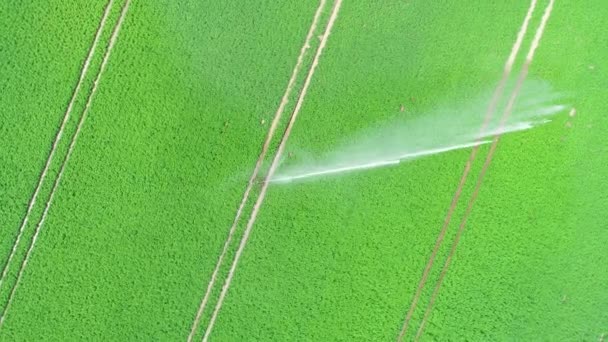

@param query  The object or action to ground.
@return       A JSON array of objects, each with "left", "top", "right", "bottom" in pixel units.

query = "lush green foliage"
[
  {"left": 0, "top": 0, "right": 107, "bottom": 275},
  {"left": 0, "top": 0, "right": 319, "bottom": 340},
  {"left": 1, "top": 0, "right": 606, "bottom": 340}
]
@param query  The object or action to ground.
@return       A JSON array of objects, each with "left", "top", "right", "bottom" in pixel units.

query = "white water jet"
[
  {"left": 271, "top": 140, "right": 491, "bottom": 183},
  {"left": 271, "top": 79, "right": 567, "bottom": 184}
]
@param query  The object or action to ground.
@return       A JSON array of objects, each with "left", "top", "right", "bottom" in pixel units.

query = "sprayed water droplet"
[{"left": 272, "top": 81, "right": 563, "bottom": 183}]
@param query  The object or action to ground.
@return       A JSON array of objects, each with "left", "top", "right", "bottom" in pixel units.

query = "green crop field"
[{"left": 0, "top": 0, "right": 606, "bottom": 341}]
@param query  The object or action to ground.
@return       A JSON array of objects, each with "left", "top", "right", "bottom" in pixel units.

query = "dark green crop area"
[{"left": 0, "top": 0, "right": 606, "bottom": 341}]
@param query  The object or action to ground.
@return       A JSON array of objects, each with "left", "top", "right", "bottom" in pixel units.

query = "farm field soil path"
[
  {"left": 397, "top": 0, "right": 538, "bottom": 337},
  {"left": 0, "top": 0, "right": 115, "bottom": 294},
  {"left": 0, "top": 0, "right": 111, "bottom": 282},
  {"left": 187, "top": 0, "right": 328, "bottom": 339},
  {"left": 0, "top": 0, "right": 133, "bottom": 329},
  {"left": 418, "top": 0, "right": 608, "bottom": 339},
  {"left": 202, "top": 1, "right": 343, "bottom": 340},
  {"left": 412, "top": 1, "right": 556, "bottom": 339}
]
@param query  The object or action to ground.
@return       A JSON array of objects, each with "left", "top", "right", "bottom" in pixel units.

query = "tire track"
[
  {"left": 202, "top": 1, "right": 343, "bottom": 340},
  {"left": 0, "top": 0, "right": 114, "bottom": 293},
  {"left": 0, "top": 0, "right": 132, "bottom": 329},
  {"left": 186, "top": 1, "right": 328, "bottom": 339},
  {"left": 414, "top": 1, "right": 555, "bottom": 339},
  {"left": 396, "top": 1, "right": 538, "bottom": 340}
]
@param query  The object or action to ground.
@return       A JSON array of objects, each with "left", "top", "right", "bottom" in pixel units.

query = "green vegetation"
[
  {"left": 209, "top": 0, "right": 608, "bottom": 340},
  {"left": 0, "top": 0, "right": 107, "bottom": 272},
  {"left": 1, "top": 0, "right": 606, "bottom": 340},
  {"left": 1, "top": 0, "right": 321, "bottom": 340}
]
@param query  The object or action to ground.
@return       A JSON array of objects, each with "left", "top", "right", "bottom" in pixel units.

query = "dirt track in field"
[
  {"left": 0, "top": 0, "right": 115, "bottom": 294},
  {"left": 0, "top": 0, "right": 131, "bottom": 329},
  {"left": 186, "top": 0, "right": 329, "bottom": 340},
  {"left": 201, "top": 1, "right": 344, "bottom": 340},
  {"left": 397, "top": 0, "right": 540, "bottom": 340},
  {"left": 414, "top": 1, "right": 556, "bottom": 339}
]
